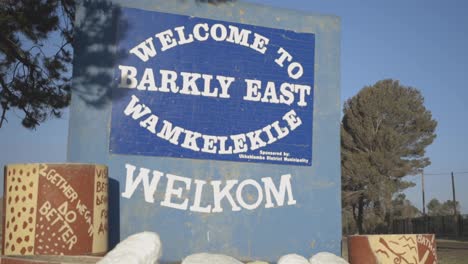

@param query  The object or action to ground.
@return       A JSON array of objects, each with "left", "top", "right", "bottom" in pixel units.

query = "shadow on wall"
[
  {"left": 108, "top": 178, "right": 120, "bottom": 249},
  {"left": 72, "top": 0, "right": 129, "bottom": 108},
  {"left": 72, "top": 0, "right": 237, "bottom": 108},
  {"left": 72, "top": 0, "right": 125, "bottom": 248},
  {"left": 72, "top": 0, "right": 236, "bottom": 250}
]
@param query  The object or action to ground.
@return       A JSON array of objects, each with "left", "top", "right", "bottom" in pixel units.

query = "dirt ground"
[
  {"left": 342, "top": 237, "right": 468, "bottom": 264},
  {"left": 434, "top": 239, "right": 468, "bottom": 264}
]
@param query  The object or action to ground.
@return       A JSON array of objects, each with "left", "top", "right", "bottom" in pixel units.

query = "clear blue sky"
[{"left": 1, "top": 0, "right": 467, "bottom": 213}]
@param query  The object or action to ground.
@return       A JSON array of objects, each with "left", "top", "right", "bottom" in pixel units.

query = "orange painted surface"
[
  {"left": 348, "top": 234, "right": 437, "bottom": 264},
  {"left": 2, "top": 164, "right": 108, "bottom": 256}
]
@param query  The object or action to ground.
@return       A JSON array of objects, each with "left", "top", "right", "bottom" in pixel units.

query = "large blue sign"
[
  {"left": 70, "top": 1, "right": 341, "bottom": 261},
  {"left": 109, "top": 8, "right": 315, "bottom": 166}
]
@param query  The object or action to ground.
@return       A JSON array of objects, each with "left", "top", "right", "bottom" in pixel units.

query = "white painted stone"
[
  {"left": 181, "top": 253, "right": 243, "bottom": 264},
  {"left": 277, "top": 254, "right": 309, "bottom": 264},
  {"left": 98, "top": 232, "right": 162, "bottom": 264},
  {"left": 309, "top": 252, "right": 349, "bottom": 264}
]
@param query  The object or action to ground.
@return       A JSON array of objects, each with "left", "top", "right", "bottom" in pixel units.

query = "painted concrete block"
[
  {"left": 0, "top": 256, "right": 102, "bottom": 264},
  {"left": 2, "top": 163, "right": 108, "bottom": 256},
  {"left": 348, "top": 234, "right": 437, "bottom": 264}
]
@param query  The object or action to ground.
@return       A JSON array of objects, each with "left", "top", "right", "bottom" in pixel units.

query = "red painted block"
[
  {"left": 2, "top": 164, "right": 108, "bottom": 256},
  {"left": 348, "top": 234, "right": 437, "bottom": 264}
]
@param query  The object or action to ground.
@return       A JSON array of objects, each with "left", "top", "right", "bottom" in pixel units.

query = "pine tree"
[
  {"left": 341, "top": 79, "right": 437, "bottom": 233},
  {"left": 427, "top": 198, "right": 460, "bottom": 216},
  {"left": 0, "top": 0, "right": 75, "bottom": 128}
]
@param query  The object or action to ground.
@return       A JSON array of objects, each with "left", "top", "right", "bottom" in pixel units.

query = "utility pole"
[
  {"left": 421, "top": 171, "right": 426, "bottom": 215},
  {"left": 421, "top": 171, "right": 428, "bottom": 232},
  {"left": 451, "top": 172, "right": 459, "bottom": 237}
]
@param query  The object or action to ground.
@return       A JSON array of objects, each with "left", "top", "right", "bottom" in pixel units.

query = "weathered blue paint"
[
  {"left": 110, "top": 8, "right": 315, "bottom": 166},
  {"left": 68, "top": 0, "right": 341, "bottom": 262}
]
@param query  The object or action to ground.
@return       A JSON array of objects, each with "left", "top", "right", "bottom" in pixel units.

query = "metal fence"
[{"left": 392, "top": 214, "right": 468, "bottom": 238}]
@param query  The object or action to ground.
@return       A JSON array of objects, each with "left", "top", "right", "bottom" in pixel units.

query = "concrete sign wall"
[{"left": 68, "top": 0, "right": 341, "bottom": 262}]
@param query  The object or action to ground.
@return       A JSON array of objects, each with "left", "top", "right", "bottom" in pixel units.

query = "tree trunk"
[
  {"left": 357, "top": 195, "right": 364, "bottom": 234},
  {"left": 386, "top": 212, "right": 393, "bottom": 234},
  {"left": 352, "top": 204, "right": 357, "bottom": 221}
]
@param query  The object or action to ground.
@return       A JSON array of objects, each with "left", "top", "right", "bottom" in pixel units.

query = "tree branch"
[{"left": 0, "top": 104, "right": 7, "bottom": 128}]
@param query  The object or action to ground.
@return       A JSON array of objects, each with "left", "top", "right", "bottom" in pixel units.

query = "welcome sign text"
[{"left": 110, "top": 9, "right": 315, "bottom": 165}]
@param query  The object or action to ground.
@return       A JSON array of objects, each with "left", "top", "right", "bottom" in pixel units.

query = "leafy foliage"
[
  {"left": 0, "top": 0, "right": 235, "bottom": 129},
  {"left": 391, "top": 193, "right": 421, "bottom": 219},
  {"left": 0, "top": 0, "right": 75, "bottom": 128},
  {"left": 341, "top": 79, "right": 437, "bottom": 233},
  {"left": 427, "top": 198, "right": 460, "bottom": 216},
  {"left": 342, "top": 193, "right": 421, "bottom": 234}
]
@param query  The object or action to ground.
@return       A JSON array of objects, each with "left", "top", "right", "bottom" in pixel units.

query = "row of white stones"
[{"left": 97, "top": 232, "right": 349, "bottom": 264}]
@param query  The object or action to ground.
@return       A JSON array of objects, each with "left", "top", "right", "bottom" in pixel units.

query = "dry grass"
[{"left": 436, "top": 239, "right": 468, "bottom": 264}]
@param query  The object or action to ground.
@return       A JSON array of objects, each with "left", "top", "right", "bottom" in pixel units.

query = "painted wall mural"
[
  {"left": 348, "top": 234, "right": 438, "bottom": 264},
  {"left": 2, "top": 164, "right": 108, "bottom": 256}
]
